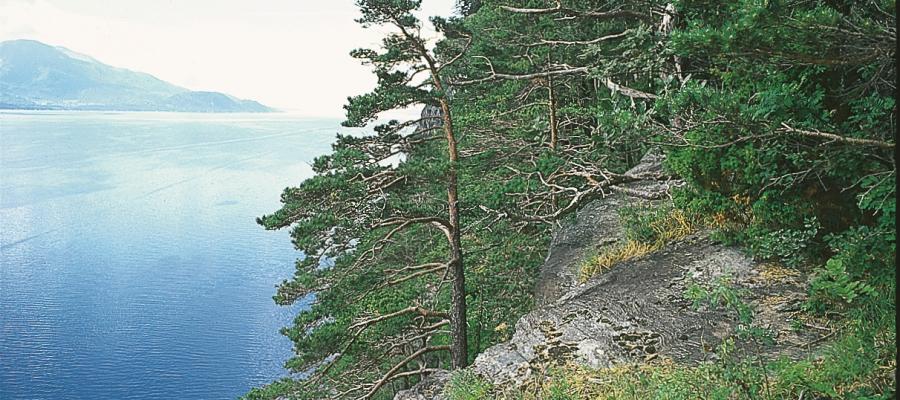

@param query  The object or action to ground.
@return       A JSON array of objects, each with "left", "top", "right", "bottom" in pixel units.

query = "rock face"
[
  {"left": 468, "top": 153, "right": 818, "bottom": 389},
  {"left": 471, "top": 235, "right": 814, "bottom": 388},
  {"left": 395, "top": 152, "right": 817, "bottom": 398},
  {"left": 394, "top": 370, "right": 450, "bottom": 400},
  {"left": 533, "top": 149, "right": 675, "bottom": 305},
  {"left": 532, "top": 193, "right": 627, "bottom": 305}
]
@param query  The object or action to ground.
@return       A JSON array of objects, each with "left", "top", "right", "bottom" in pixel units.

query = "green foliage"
[
  {"left": 747, "top": 217, "right": 820, "bottom": 268},
  {"left": 807, "top": 220, "right": 895, "bottom": 314},
  {"left": 663, "top": 0, "right": 895, "bottom": 272},
  {"left": 810, "top": 258, "right": 878, "bottom": 308},
  {"left": 445, "top": 370, "right": 493, "bottom": 400},
  {"left": 243, "top": 379, "right": 303, "bottom": 400},
  {"left": 254, "top": 0, "right": 895, "bottom": 398}
]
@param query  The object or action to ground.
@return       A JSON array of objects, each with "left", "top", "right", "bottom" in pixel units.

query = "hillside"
[
  {"left": 0, "top": 39, "right": 272, "bottom": 112},
  {"left": 245, "top": 1, "right": 895, "bottom": 399}
]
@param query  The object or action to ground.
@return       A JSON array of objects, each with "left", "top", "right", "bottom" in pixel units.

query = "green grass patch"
[
  {"left": 445, "top": 370, "right": 494, "bottom": 400},
  {"left": 449, "top": 289, "right": 895, "bottom": 400},
  {"left": 579, "top": 205, "right": 699, "bottom": 281}
]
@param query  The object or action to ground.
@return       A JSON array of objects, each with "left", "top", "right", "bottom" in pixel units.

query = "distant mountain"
[{"left": 0, "top": 39, "right": 273, "bottom": 112}]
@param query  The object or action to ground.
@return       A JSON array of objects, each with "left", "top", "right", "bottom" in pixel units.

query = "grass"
[
  {"left": 579, "top": 240, "right": 656, "bottom": 281},
  {"left": 445, "top": 370, "right": 493, "bottom": 400},
  {"left": 447, "top": 324, "right": 894, "bottom": 399},
  {"left": 445, "top": 282, "right": 896, "bottom": 400},
  {"left": 579, "top": 205, "right": 698, "bottom": 282}
]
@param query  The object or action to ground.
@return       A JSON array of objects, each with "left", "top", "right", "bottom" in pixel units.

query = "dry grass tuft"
[
  {"left": 759, "top": 262, "right": 800, "bottom": 281},
  {"left": 652, "top": 208, "right": 695, "bottom": 243},
  {"left": 579, "top": 207, "right": 698, "bottom": 282},
  {"left": 579, "top": 240, "right": 656, "bottom": 282}
]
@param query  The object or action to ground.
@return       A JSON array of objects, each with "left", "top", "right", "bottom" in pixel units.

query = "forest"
[{"left": 247, "top": 0, "right": 896, "bottom": 399}]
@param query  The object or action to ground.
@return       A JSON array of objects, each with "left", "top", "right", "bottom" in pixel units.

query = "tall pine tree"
[{"left": 255, "top": 1, "right": 473, "bottom": 398}]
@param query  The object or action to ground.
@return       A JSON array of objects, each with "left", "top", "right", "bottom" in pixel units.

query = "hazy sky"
[{"left": 0, "top": 0, "right": 458, "bottom": 116}]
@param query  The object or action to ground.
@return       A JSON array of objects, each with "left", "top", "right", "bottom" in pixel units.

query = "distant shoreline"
[
  {"left": 1, "top": 40, "right": 276, "bottom": 114},
  {"left": 0, "top": 105, "right": 279, "bottom": 113},
  {"left": 0, "top": 109, "right": 349, "bottom": 122}
]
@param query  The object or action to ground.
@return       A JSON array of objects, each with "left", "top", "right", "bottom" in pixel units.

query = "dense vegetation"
[{"left": 248, "top": 1, "right": 894, "bottom": 399}]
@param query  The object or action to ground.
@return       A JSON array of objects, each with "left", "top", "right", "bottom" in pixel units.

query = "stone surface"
[
  {"left": 533, "top": 150, "right": 675, "bottom": 305},
  {"left": 533, "top": 195, "right": 629, "bottom": 305},
  {"left": 469, "top": 152, "right": 816, "bottom": 388},
  {"left": 471, "top": 235, "right": 815, "bottom": 388},
  {"left": 393, "top": 370, "right": 450, "bottom": 400}
]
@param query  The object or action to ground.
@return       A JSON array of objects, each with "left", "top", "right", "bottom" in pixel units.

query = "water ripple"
[{"left": 1, "top": 112, "right": 333, "bottom": 399}]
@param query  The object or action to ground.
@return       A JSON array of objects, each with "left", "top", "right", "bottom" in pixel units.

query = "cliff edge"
[{"left": 396, "top": 153, "right": 822, "bottom": 399}]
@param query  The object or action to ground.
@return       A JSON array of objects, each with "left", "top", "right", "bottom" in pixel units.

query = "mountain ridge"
[{"left": 0, "top": 39, "right": 274, "bottom": 112}]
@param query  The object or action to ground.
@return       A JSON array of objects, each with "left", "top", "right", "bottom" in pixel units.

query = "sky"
[{"left": 0, "top": 0, "right": 458, "bottom": 117}]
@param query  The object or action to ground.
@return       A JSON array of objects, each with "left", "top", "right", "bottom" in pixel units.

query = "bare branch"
[
  {"left": 529, "top": 30, "right": 629, "bottom": 46},
  {"left": 602, "top": 78, "right": 658, "bottom": 99},
  {"left": 453, "top": 66, "right": 589, "bottom": 85},
  {"left": 779, "top": 123, "right": 894, "bottom": 149},
  {"left": 358, "top": 345, "right": 451, "bottom": 400},
  {"left": 386, "top": 264, "right": 448, "bottom": 286},
  {"left": 438, "top": 35, "right": 474, "bottom": 73},
  {"left": 350, "top": 306, "right": 448, "bottom": 331},
  {"left": 499, "top": 2, "right": 652, "bottom": 22}
]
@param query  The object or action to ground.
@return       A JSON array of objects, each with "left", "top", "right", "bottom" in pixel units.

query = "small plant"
[
  {"left": 541, "top": 378, "right": 577, "bottom": 400},
  {"left": 808, "top": 258, "right": 877, "bottom": 311},
  {"left": 683, "top": 276, "right": 768, "bottom": 341},
  {"left": 445, "top": 370, "right": 494, "bottom": 400},
  {"left": 747, "top": 217, "right": 820, "bottom": 268}
]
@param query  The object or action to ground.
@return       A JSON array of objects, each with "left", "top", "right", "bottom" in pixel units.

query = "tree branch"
[
  {"left": 452, "top": 66, "right": 589, "bottom": 85},
  {"left": 499, "top": 2, "right": 652, "bottom": 21},
  {"left": 386, "top": 264, "right": 448, "bottom": 286},
  {"left": 358, "top": 345, "right": 450, "bottom": 400},
  {"left": 438, "top": 35, "right": 474, "bottom": 73},
  {"left": 602, "top": 78, "right": 658, "bottom": 99},
  {"left": 779, "top": 123, "right": 894, "bottom": 149},
  {"left": 350, "top": 306, "right": 448, "bottom": 331},
  {"left": 529, "top": 30, "right": 629, "bottom": 46}
]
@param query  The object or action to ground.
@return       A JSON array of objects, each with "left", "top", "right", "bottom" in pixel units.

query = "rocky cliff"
[{"left": 396, "top": 153, "right": 822, "bottom": 399}]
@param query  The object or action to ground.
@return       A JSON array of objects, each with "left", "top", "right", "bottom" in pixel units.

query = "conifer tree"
[
  {"left": 344, "top": 0, "right": 472, "bottom": 371},
  {"left": 256, "top": 0, "right": 472, "bottom": 398}
]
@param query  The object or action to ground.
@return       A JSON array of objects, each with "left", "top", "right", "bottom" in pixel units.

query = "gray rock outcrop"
[
  {"left": 395, "top": 152, "right": 819, "bottom": 398},
  {"left": 394, "top": 370, "right": 450, "bottom": 400},
  {"left": 534, "top": 149, "right": 676, "bottom": 305},
  {"left": 469, "top": 153, "right": 818, "bottom": 389},
  {"left": 471, "top": 235, "right": 814, "bottom": 388}
]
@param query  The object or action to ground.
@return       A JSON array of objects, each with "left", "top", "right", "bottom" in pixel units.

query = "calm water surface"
[{"left": 0, "top": 111, "right": 343, "bottom": 399}]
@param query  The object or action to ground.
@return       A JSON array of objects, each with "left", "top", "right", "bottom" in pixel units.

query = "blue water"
[{"left": 0, "top": 112, "right": 344, "bottom": 399}]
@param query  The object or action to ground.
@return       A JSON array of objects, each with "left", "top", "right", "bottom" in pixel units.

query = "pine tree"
[{"left": 256, "top": 0, "right": 473, "bottom": 398}]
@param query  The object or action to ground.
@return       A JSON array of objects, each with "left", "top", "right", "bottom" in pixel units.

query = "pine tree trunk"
[
  {"left": 439, "top": 97, "right": 469, "bottom": 369},
  {"left": 548, "top": 73, "right": 559, "bottom": 150}
]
